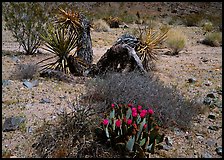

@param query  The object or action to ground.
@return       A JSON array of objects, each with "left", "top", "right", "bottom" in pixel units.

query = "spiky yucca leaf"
[
  {"left": 136, "top": 28, "right": 169, "bottom": 71},
  {"left": 38, "top": 24, "right": 80, "bottom": 74},
  {"left": 56, "top": 8, "right": 82, "bottom": 32}
]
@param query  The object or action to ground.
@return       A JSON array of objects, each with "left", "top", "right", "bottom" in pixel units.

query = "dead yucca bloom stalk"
[{"left": 136, "top": 27, "right": 169, "bottom": 71}]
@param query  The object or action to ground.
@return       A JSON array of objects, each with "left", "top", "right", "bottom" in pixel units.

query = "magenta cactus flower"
[
  {"left": 111, "top": 103, "right": 115, "bottom": 108},
  {"left": 143, "top": 124, "right": 147, "bottom": 129},
  {"left": 132, "top": 111, "right": 138, "bottom": 117},
  {"left": 148, "top": 109, "right": 154, "bottom": 115},
  {"left": 132, "top": 107, "right": 137, "bottom": 113},
  {"left": 103, "top": 119, "right": 109, "bottom": 126},
  {"left": 137, "top": 105, "right": 142, "bottom": 112},
  {"left": 115, "top": 119, "right": 121, "bottom": 128},
  {"left": 140, "top": 110, "right": 147, "bottom": 118},
  {"left": 127, "top": 119, "right": 132, "bottom": 125},
  {"left": 128, "top": 103, "right": 133, "bottom": 107}
]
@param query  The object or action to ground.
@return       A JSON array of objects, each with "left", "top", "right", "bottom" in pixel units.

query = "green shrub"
[
  {"left": 202, "top": 32, "right": 222, "bottom": 47},
  {"left": 166, "top": 29, "right": 186, "bottom": 55},
  {"left": 2, "top": 2, "right": 51, "bottom": 55},
  {"left": 85, "top": 72, "right": 202, "bottom": 130}
]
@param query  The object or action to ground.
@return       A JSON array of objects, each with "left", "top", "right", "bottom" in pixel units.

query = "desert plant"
[
  {"left": 135, "top": 27, "right": 169, "bottom": 71},
  {"left": 38, "top": 24, "right": 81, "bottom": 74},
  {"left": 202, "top": 32, "right": 222, "bottom": 47},
  {"left": 166, "top": 29, "right": 187, "bottom": 55},
  {"left": 103, "top": 16, "right": 121, "bottom": 28},
  {"left": 92, "top": 19, "right": 110, "bottom": 32},
  {"left": 85, "top": 71, "right": 202, "bottom": 130},
  {"left": 2, "top": 2, "right": 51, "bottom": 55},
  {"left": 182, "top": 13, "right": 203, "bottom": 27},
  {"left": 32, "top": 102, "right": 96, "bottom": 158},
  {"left": 202, "top": 21, "right": 213, "bottom": 32},
  {"left": 10, "top": 63, "right": 39, "bottom": 80},
  {"left": 95, "top": 103, "right": 164, "bottom": 158}
]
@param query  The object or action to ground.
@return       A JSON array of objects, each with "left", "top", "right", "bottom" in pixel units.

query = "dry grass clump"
[
  {"left": 202, "top": 21, "right": 213, "bottom": 32},
  {"left": 10, "top": 63, "right": 39, "bottom": 80},
  {"left": 202, "top": 32, "right": 222, "bottom": 47},
  {"left": 92, "top": 19, "right": 110, "bottom": 32},
  {"left": 166, "top": 29, "right": 187, "bottom": 55}
]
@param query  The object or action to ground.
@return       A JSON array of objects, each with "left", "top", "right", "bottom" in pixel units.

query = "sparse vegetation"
[
  {"left": 10, "top": 63, "right": 39, "bottom": 80},
  {"left": 2, "top": 2, "right": 51, "bottom": 55},
  {"left": 202, "top": 32, "right": 222, "bottom": 47},
  {"left": 93, "top": 19, "right": 110, "bottom": 32},
  {"left": 202, "top": 21, "right": 213, "bottom": 32},
  {"left": 166, "top": 29, "right": 187, "bottom": 55},
  {"left": 85, "top": 72, "right": 202, "bottom": 130}
]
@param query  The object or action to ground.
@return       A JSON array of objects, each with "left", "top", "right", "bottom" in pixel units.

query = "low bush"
[
  {"left": 182, "top": 13, "right": 203, "bottom": 27},
  {"left": 202, "top": 21, "right": 213, "bottom": 32},
  {"left": 10, "top": 63, "right": 39, "bottom": 80},
  {"left": 93, "top": 19, "right": 110, "bottom": 32},
  {"left": 202, "top": 32, "right": 222, "bottom": 47},
  {"left": 166, "top": 29, "right": 187, "bottom": 55},
  {"left": 85, "top": 71, "right": 202, "bottom": 130}
]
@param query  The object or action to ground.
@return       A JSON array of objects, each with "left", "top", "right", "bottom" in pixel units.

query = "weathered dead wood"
[{"left": 85, "top": 44, "right": 147, "bottom": 77}]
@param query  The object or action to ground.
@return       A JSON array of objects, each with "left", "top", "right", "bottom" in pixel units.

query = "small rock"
[
  {"left": 206, "top": 139, "right": 216, "bottom": 147},
  {"left": 40, "top": 98, "right": 51, "bottom": 104},
  {"left": 204, "top": 81, "right": 212, "bottom": 86},
  {"left": 203, "top": 97, "right": 212, "bottom": 105},
  {"left": 217, "top": 89, "right": 222, "bottom": 95},
  {"left": 3, "top": 116, "right": 25, "bottom": 132},
  {"left": 206, "top": 93, "right": 216, "bottom": 98},
  {"left": 2, "top": 80, "right": 11, "bottom": 87},
  {"left": 201, "top": 151, "right": 212, "bottom": 158},
  {"left": 208, "top": 125, "right": 219, "bottom": 131},
  {"left": 188, "top": 77, "right": 197, "bottom": 83},
  {"left": 165, "top": 136, "right": 173, "bottom": 146},
  {"left": 216, "top": 147, "right": 222, "bottom": 156},
  {"left": 23, "top": 80, "right": 39, "bottom": 89},
  {"left": 11, "top": 56, "right": 20, "bottom": 63},
  {"left": 196, "top": 135, "right": 204, "bottom": 141},
  {"left": 208, "top": 113, "right": 216, "bottom": 119},
  {"left": 162, "top": 144, "right": 172, "bottom": 151},
  {"left": 173, "top": 127, "right": 185, "bottom": 136},
  {"left": 27, "top": 126, "right": 33, "bottom": 133}
]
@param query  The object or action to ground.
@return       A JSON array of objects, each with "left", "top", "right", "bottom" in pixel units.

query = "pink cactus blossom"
[
  {"left": 103, "top": 119, "right": 109, "bottom": 126},
  {"left": 137, "top": 105, "right": 142, "bottom": 111},
  {"left": 133, "top": 123, "right": 137, "bottom": 129},
  {"left": 132, "top": 107, "right": 137, "bottom": 113},
  {"left": 115, "top": 119, "right": 121, "bottom": 128},
  {"left": 132, "top": 111, "right": 138, "bottom": 117},
  {"left": 143, "top": 124, "right": 147, "bottom": 129},
  {"left": 127, "top": 119, "right": 132, "bottom": 125},
  {"left": 111, "top": 104, "right": 115, "bottom": 108},
  {"left": 148, "top": 109, "right": 154, "bottom": 115},
  {"left": 128, "top": 103, "right": 133, "bottom": 107},
  {"left": 140, "top": 110, "right": 147, "bottom": 118}
]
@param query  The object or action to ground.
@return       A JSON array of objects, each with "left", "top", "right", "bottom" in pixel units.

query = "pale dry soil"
[{"left": 2, "top": 25, "right": 222, "bottom": 158}]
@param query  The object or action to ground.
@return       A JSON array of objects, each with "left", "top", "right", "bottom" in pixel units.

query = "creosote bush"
[
  {"left": 10, "top": 63, "right": 39, "bottom": 80},
  {"left": 166, "top": 29, "right": 186, "bottom": 55},
  {"left": 85, "top": 71, "right": 202, "bottom": 130},
  {"left": 202, "top": 32, "right": 222, "bottom": 47}
]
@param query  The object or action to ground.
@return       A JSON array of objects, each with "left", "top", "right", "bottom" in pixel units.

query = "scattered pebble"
[
  {"left": 2, "top": 80, "right": 12, "bottom": 87},
  {"left": 23, "top": 80, "right": 39, "bottom": 89},
  {"left": 3, "top": 116, "right": 25, "bottom": 132},
  {"left": 165, "top": 136, "right": 173, "bottom": 146},
  {"left": 208, "top": 125, "right": 219, "bottom": 131},
  {"left": 201, "top": 151, "right": 212, "bottom": 158},
  {"left": 188, "top": 77, "right": 197, "bottom": 83},
  {"left": 203, "top": 97, "right": 212, "bottom": 105},
  {"left": 40, "top": 98, "right": 51, "bottom": 104},
  {"left": 206, "top": 93, "right": 216, "bottom": 98},
  {"left": 208, "top": 113, "right": 216, "bottom": 119},
  {"left": 215, "top": 147, "right": 222, "bottom": 156},
  {"left": 204, "top": 81, "right": 212, "bottom": 86}
]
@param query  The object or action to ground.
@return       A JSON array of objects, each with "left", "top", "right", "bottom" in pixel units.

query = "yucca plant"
[
  {"left": 37, "top": 24, "right": 81, "bottom": 74},
  {"left": 136, "top": 27, "right": 169, "bottom": 71},
  {"left": 37, "top": 8, "right": 90, "bottom": 75}
]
